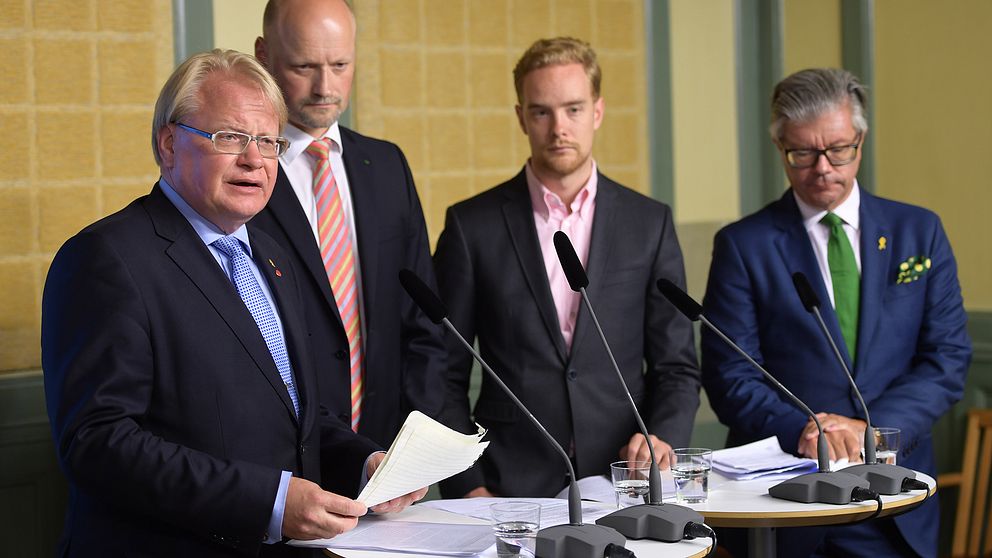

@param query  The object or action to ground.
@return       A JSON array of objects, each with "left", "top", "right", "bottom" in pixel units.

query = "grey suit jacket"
[{"left": 435, "top": 169, "right": 701, "bottom": 498}]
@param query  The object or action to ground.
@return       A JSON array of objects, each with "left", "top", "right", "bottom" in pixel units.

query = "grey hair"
[
  {"left": 769, "top": 68, "right": 868, "bottom": 142},
  {"left": 151, "top": 49, "right": 288, "bottom": 166}
]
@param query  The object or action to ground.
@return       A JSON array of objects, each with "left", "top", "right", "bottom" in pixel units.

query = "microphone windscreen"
[
  {"left": 656, "top": 278, "right": 702, "bottom": 321},
  {"left": 553, "top": 231, "right": 589, "bottom": 291},
  {"left": 398, "top": 269, "right": 448, "bottom": 324},
  {"left": 791, "top": 272, "right": 821, "bottom": 312}
]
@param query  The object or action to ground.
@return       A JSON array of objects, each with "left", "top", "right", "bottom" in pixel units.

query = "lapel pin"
[
  {"left": 268, "top": 258, "right": 283, "bottom": 277},
  {"left": 878, "top": 236, "right": 886, "bottom": 251},
  {"left": 363, "top": 159, "right": 371, "bottom": 165}
]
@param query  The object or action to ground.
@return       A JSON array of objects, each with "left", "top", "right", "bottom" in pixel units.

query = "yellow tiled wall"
[
  {"left": 351, "top": 0, "right": 649, "bottom": 241},
  {"left": 0, "top": 0, "right": 174, "bottom": 373}
]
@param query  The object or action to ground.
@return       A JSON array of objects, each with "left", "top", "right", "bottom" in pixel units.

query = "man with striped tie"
[
  {"left": 42, "top": 49, "right": 426, "bottom": 557},
  {"left": 253, "top": 0, "right": 445, "bottom": 448}
]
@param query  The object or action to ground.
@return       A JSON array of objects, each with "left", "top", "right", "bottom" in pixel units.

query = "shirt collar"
[
  {"left": 795, "top": 180, "right": 861, "bottom": 232},
  {"left": 525, "top": 160, "right": 599, "bottom": 222},
  {"left": 158, "top": 177, "right": 251, "bottom": 255},
  {"left": 281, "top": 121, "right": 344, "bottom": 165}
]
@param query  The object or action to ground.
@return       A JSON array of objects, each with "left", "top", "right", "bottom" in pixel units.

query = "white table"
[
  {"left": 321, "top": 504, "right": 714, "bottom": 558},
  {"left": 680, "top": 471, "right": 937, "bottom": 557}
]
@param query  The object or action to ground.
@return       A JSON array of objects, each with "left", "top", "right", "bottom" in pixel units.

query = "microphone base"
[
  {"left": 536, "top": 523, "right": 626, "bottom": 558},
  {"left": 769, "top": 471, "right": 869, "bottom": 504},
  {"left": 842, "top": 462, "right": 918, "bottom": 495},
  {"left": 596, "top": 502, "right": 704, "bottom": 541}
]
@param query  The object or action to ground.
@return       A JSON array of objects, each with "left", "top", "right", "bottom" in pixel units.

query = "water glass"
[
  {"left": 670, "top": 448, "right": 712, "bottom": 504},
  {"left": 610, "top": 460, "right": 651, "bottom": 509},
  {"left": 874, "top": 427, "right": 901, "bottom": 465},
  {"left": 490, "top": 501, "right": 540, "bottom": 557}
]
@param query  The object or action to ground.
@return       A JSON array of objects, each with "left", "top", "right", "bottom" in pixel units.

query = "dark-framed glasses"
[
  {"left": 783, "top": 135, "right": 862, "bottom": 169},
  {"left": 176, "top": 123, "right": 290, "bottom": 159}
]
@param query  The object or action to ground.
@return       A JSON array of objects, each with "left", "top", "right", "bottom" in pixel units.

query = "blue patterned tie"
[{"left": 212, "top": 236, "right": 300, "bottom": 417}]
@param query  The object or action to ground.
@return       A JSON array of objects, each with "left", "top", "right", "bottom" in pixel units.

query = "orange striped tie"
[{"left": 306, "top": 138, "right": 363, "bottom": 431}]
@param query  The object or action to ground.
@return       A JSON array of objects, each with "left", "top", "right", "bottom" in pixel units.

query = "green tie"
[{"left": 821, "top": 212, "right": 859, "bottom": 362}]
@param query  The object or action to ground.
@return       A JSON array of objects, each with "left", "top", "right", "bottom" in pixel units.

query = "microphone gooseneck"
[
  {"left": 399, "top": 269, "right": 627, "bottom": 558},
  {"left": 554, "top": 233, "right": 705, "bottom": 542},
  {"left": 656, "top": 279, "right": 871, "bottom": 505}
]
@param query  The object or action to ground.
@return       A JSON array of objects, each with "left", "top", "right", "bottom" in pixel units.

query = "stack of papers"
[
  {"left": 712, "top": 436, "right": 818, "bottom": 480},
  {"left": 358, "top": 411, "right": 489, "bottom": 507}
]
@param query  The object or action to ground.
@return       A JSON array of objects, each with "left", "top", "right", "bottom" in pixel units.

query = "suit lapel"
[
  {"left": 772, "top": 191, "right": 849, "bottom": 356},
  {"left": 501, "top": 173, "right": 568, "bottom": 364},
  {"left": 568, "top": 175, "right": 617, "bottom": 364},
  {"left": 268, "top": 165, "right": 346, "bottom": 331},
  {"left": 854, "top": 190, "right": 890, "bottom": 375},
  {"left": 146, "top": 186, "right": 302, "bottom": 424},
  {"left": 341, "top": 128, "right": 379, "bottom": 335}
]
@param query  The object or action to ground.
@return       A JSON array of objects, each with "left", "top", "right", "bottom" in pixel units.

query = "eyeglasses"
[
  {"left": 175, "top": 123, "right": 290, "bottom": 159},
  {"left": 783, "top": 135, "right": 862, "bottom": 169}
]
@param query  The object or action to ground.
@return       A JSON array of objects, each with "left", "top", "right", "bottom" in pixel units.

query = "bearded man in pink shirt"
[{"left": 435, "top": 37, "right": 701, "bottom": 499}]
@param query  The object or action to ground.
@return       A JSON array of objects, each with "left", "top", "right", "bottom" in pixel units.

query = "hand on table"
[
  {"left": 797, "top": 413, "right": 866, "bottom": 462},
  {"left": 463, "top": 486, "right": 497, "bottom": 498}
]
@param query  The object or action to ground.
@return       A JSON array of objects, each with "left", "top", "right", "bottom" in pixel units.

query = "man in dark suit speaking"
[
  {"left": 435, "top": 37, "right": 701, "bottom": 499},
  {"left": 42, "top": 49, "right": 424, "bottom": 557},
  {"left": 252, "top": 0, "right": 445, "bottom": 447},
  {"left": 701, "top": 68, "right": 971, "bottom": 557}
]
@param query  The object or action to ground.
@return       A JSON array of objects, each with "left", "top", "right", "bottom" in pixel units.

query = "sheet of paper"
[
  {"left": 357, "top": 411, "right": 489, "bottom": 507},
  {"left": 553, "top": 473, "right": 679, "bottom": 504},
  {"left": 418, "top": 497, "right": 616, "bottom": 527},
  {"left": 288, "top": 515, "right": 494, "bottom": 556},
  {"left": 711, "top": 436, "right": 818, "bottom": 480}
]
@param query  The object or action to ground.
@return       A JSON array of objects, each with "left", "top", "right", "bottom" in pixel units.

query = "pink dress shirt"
[{"left": 525, "top": 162, "right": 598, "bottom": 352}]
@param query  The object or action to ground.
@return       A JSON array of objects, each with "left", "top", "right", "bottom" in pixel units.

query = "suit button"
[
  {"left": 300, "top": 443, "right": 306, "bottom": 454},
  {"left": 567, "top": 369, "right": 578, "bottom": 381},
  {"left": 335, "top": 350, "right": 347, "bottom": 360}
]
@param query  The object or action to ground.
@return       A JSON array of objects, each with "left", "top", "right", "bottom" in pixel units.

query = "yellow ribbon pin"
[{"left": 878, "top": 236, "right": 886, "bottom": 251}]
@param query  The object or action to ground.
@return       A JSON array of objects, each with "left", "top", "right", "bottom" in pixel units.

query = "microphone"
[
  {"left": 398, "top": 269, "right": 625, "bottom": 558},
  {"left": 656, "top": 279, "right": 870, "bottom": 504},
  {"left": 553, "top": 232, "right": 706, "bottom": 542},
  {"left": 791, "top": 272, "right": 920, "bottom": 495}
]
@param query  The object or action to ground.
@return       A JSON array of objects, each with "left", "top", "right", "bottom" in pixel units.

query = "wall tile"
[
  {"left": 0, "top": 39, "right": 29, "bottom": 104},
  {"left": 428, "top": 114, "right": 470, "bottom": 172},
  {"left": 33, "top": 0, "right": 94, "bottom": 31},
  {"left": 35, "top": 39, "right": 94, "bottom": 105},
  {"left": 98, "top": 39, "right": 159, "bottom": 105},
  {"left": 599, "top": 53, "right": 637, "bottom": 108},
  {"left": 510, "top": 0, "right": 551, "bottom": 48},
  {"left": 472, "top": 113, "right": 517, "bottom": 169},
  {"left": 0, "top": 327, "right": 40, "bottom": 371},
  {"left": 468, "top": 1, "right": 507, "bottom": 47},
  {"left": 379, "top": 48, "right": 423, "bottom": 107},
  {"left": 425, "top": 0, "right": 465, "bottom": 46},
  {"left": 36, "top": 111, "right": 97, "bottom": 181},
  {"left": 381, "top": 113, "right": 426, "bottom": 170},
  {"left": 0, "top": 188, "right": 32, "bottom": 255},
  {"left": 555, "top": 0, "right": 593, "bottom": 41},
  {"left": 101, "top": 110, "right": 156, "bottom": 178},
  {"left": 597, "top": 1, "right": 637, "bottom": 50},
  {"left": 596, "top": 112, "right": 639, "bottom": 167},
  {"left": 426, "top": 52, "right": 467, "bottom": 107},
  {"left": 38, "top": 186, "right": 98, "bottom": 253},
  {"left": 470, "top": 53, "right": 514, "bottom": 108},
  {"left": 0, "top": 0, "right": 26, "bottom": 29},
  {"left": 0, "top": 261, "right": 37, "bottom": 330},
  {"left": 0, "top": 112, "right": 30, "bottom": 181},
  {"left": 97, "top": 0, "right": 154, "bottom": 32},
  {"left": 379, "top": 0, "right": 421, "bottom": 43}
]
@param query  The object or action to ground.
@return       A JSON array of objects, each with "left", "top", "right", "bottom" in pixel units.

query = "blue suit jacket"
[{"left": 701, "top": 188, "right": 971, "bottom": 557}]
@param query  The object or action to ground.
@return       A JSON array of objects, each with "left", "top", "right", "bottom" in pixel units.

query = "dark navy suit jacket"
[
  {"left": 250, "top": 127, "right": 446, "bottom": 448},
  {"left": 42, "top": 184, "right": 379, "bottom": 557},
  {"left": 701, "top": 188, "right": 971, "bottom": 557}
]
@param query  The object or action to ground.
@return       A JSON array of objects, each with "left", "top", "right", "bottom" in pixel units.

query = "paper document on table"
[
  {"left": 357, "top": 411, "right": 489, "bottom": 507},
  {"left": 712, "top": 436, "right": 818, "bottom": 480},
  {"left": 419, "top": 497, "right": 616, "bottom": 527},
  {"left": 552, "top": 474, "right": 678, "bottom": 503},
  {"left": 289, "top": 514, "right": 494, "bottom": 556}
]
